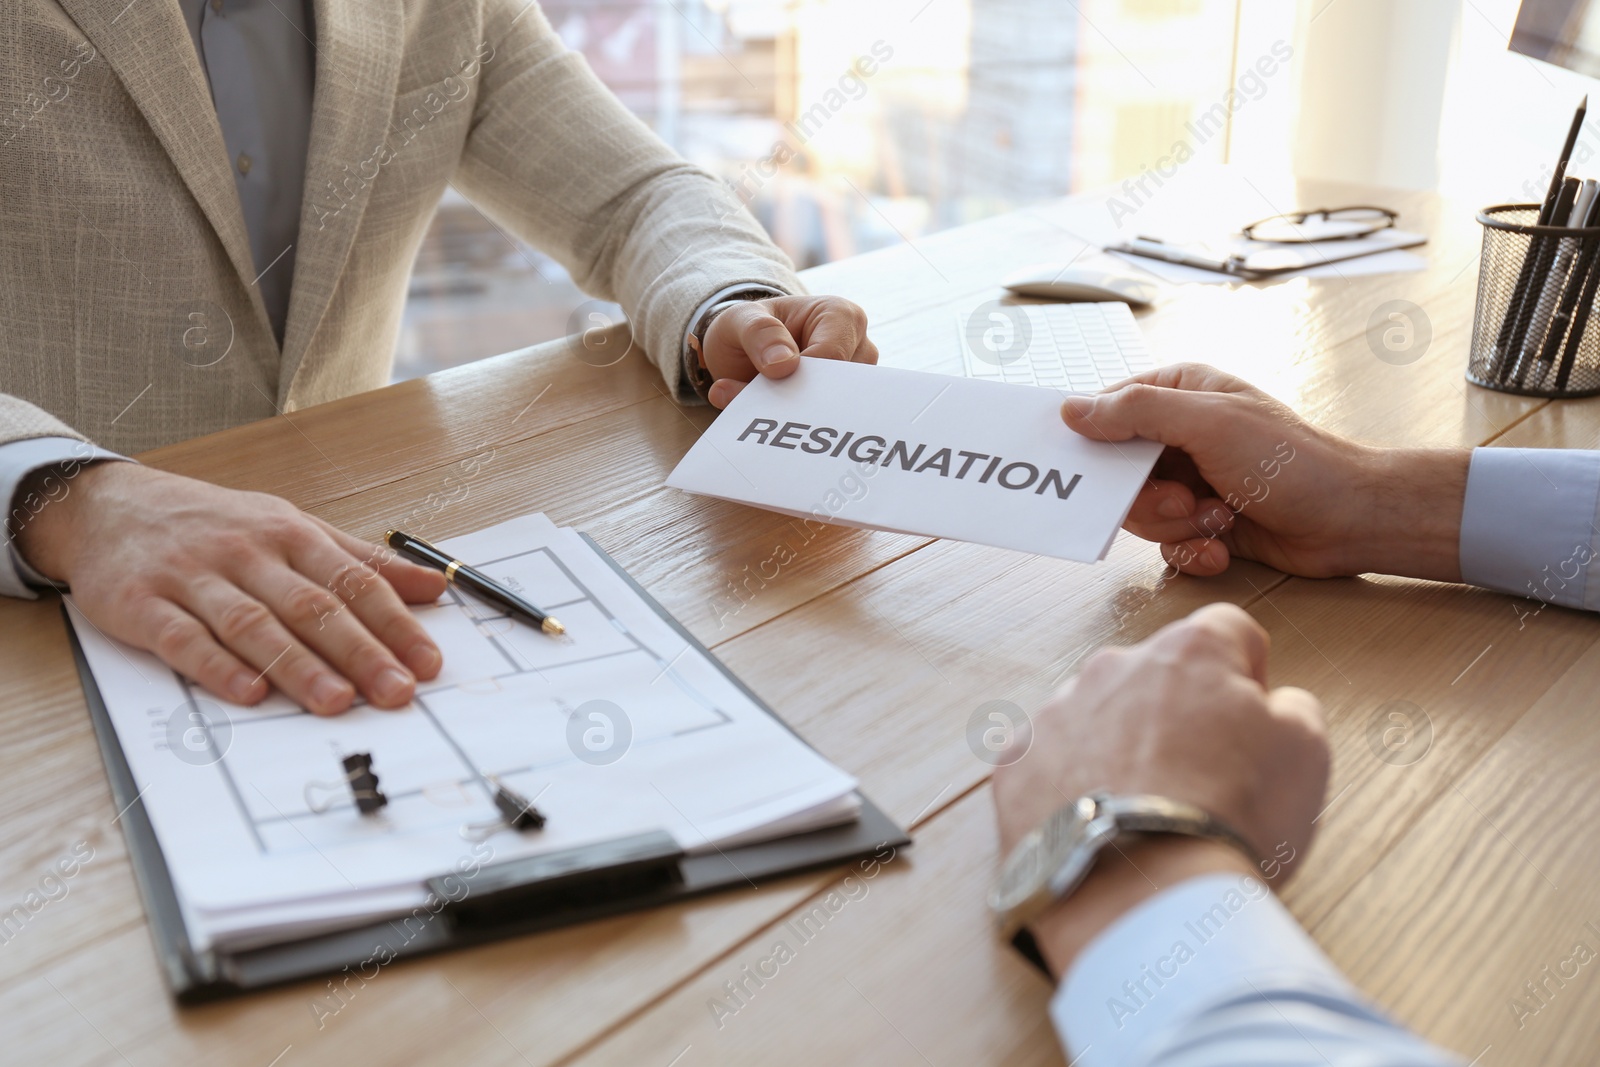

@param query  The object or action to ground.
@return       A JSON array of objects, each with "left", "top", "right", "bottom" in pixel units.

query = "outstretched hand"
[
  {"left": 699, "top": 295, "right": 879, "bottom": 409},
  {"left": 1061, "top": 363, "right": 1469, "bottom": 583}
]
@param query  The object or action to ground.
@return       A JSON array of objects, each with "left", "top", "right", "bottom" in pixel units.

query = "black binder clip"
[
  {"left": 304, "top": 752, "right": 389, "bottom": 816},
  {"left": 460, "top": 776, "right": 546, "bottom": 841}
]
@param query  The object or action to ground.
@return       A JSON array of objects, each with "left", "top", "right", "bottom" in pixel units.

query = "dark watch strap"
[{"left": 682, "top": 289, "right": 783, "bottom": 401}]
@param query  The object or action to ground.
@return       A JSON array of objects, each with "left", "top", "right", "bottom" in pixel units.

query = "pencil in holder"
[{"left": 1468, "top": 203, "right": 1600, "bottom": 397}]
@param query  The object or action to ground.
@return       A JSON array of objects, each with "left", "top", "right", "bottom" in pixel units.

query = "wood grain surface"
[{"left": 2, "top": 171, "right": 1590, "bottom": 1066}]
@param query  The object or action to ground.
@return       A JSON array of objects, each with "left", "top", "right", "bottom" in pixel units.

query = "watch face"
[
  {"left": 991, "top": 793, "right": 1246, "bottom": 930},
  {"left": 990, "top": 796, "right": 1097, "bottom": 916}
]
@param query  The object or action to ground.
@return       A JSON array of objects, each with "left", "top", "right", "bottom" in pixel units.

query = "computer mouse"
[{"left": 1001, "top": 262, "right": 1160, "bottom": 305}]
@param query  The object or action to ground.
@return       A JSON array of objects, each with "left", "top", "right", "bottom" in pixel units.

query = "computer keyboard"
[{"left": 957, "top": 300, "right": 1157, "bottom": 391}]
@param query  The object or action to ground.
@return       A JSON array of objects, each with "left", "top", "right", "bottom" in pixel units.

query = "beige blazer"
[{"left": 0, "top": 0, "right": 802, "bottom": 455}]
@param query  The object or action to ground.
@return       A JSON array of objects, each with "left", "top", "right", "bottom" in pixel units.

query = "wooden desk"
[{"left": 6, "top": 169, "right": 1599, "bottom": 1065}]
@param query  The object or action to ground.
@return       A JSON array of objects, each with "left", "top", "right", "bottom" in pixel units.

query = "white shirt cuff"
[
  {"left": 1458, "top": 447, "right": 1600, "bottom": 611},
  {"left": 1, "top": 436, "right": 128, "bottom": 599},
  {"left": 1049, "top": 873, "right": 1356, "bottom": 1067}
]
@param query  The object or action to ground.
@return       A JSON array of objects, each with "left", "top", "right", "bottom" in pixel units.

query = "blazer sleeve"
[
  {"left": 452, "top": 0, "right": 806, "bottom": 403},
  {"left": 0, "top": 392, "right": 91, "bottom": 446}
]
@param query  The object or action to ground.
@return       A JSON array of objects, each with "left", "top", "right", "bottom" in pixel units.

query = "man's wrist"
[
  {"left": 1336, "top": 445, "right": 1468, "bottom": 584},
  {"left": 682, "top": 285, "right": 787, "bottom": 401},
  {"left": 1029, "top": 835, "right": 1257, "bottom": 982},
  {"left": 12, "top": 459, "right": 122, "bottom": 581}
]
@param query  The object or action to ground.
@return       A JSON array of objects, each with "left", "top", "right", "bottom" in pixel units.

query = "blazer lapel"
[
  {"left": 277, "top": 0, "right": 404, "bottom": 406},
  {"left": 54, "top": 0, "right": 272, "bottom": 341}
]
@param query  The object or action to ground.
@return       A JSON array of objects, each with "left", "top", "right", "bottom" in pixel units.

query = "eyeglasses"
[{"left": 1241, "top": 206, "right": 1398, "bottom": 244}]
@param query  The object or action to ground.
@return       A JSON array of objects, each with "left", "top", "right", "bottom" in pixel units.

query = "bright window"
[{"left": 395, "top": 0, "right": 1271, "bottom": 379}]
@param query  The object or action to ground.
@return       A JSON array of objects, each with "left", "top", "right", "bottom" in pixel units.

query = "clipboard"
[
  {"left": 70, "top": 533, "right": 910, "bottom": 1003},
  {"left": 1108, "top": 229, "right": 1428, "bottom": 279}
]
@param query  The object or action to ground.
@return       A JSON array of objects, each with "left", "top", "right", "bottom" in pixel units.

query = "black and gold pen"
[{"left": 385, "top": 529, "right": 566, "bottom": 636}]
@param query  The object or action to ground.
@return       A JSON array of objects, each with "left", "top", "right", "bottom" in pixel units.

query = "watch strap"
[
  {"left": 1092, "top": 794, "right": 1258, "bottom": 871},
  {"left": 682, "top": 287, "right": 785, "bottom": 401},
  {"left": 993, "top": 792, "right": 1259, "bottom": 940}
]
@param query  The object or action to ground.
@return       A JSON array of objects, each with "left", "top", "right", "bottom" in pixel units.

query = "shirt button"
[
  {"left": 210, "top": 0, "right": 222, "bottom": 11},
  {"left": 236, "top": 152, "right": 252, "bottom": 175}
]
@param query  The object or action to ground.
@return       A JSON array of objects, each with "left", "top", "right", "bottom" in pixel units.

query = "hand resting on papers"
[{"left": 17, "top": 463, "right": 446, "bottom": 715}]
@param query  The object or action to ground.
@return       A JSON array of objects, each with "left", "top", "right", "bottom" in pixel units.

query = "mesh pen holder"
[{"left": 1468, "top": 203, "right": 1600, "bottom": 397}]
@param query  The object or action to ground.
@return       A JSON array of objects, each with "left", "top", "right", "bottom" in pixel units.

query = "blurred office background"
[{"left": 393, "top": 0, "right": 1590, "bottom": 380}]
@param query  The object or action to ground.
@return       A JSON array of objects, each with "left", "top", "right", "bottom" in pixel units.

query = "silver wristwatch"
[{"left": 989, "top": 792, "right": 1258, "bottom": 938}]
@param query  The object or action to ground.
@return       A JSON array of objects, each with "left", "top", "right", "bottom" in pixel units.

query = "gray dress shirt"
[{"left": 177, "top": 0, "right": 316, "bottom": 343}]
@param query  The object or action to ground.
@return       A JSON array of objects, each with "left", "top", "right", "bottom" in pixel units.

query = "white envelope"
[{"left": 666, "top": 361, "right": 1163, "bottom": 562}]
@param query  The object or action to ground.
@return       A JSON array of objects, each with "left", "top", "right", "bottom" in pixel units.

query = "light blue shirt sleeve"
[
  {"left": 1050, "top": 874, "right": 1462, "bottom": 1067},
  {"left": 1, "top": 437, "right": 129, "bottom": 599},
  {"left": 1458, "top": 447, "right": 1600, "bottom": 611}
]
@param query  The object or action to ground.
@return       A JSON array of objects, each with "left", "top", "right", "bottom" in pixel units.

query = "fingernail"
[
  {"left": 1062, "top": 395, "right": 1095, "bottom": 418},
  {"left": 311, "top": 675, "right": 353, "bottom": 713},
  {"left": 406, "top": 643, "right": 442, "bottom": 676},
  {"left": 759, "top": 344, "right": 797, "bottom": 369},
  {"left": 229, "top": 672, "right": 259, "bottom": 702},
  {"left": 375, "top": 666, "right": 414, "bottom": 706},
  {"left": 1157, "top": 496, "right": 1189, "bottom": 519}
]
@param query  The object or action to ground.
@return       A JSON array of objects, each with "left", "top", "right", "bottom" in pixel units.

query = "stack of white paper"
[{"left": 70, "top": 514, "right": 859, "bottom": 951}]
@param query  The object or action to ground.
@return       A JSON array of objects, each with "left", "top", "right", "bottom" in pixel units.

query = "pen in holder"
[{"left": 1469, "top": 203, "right": 1600, "bottom": 397}]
